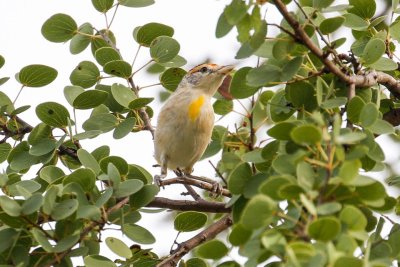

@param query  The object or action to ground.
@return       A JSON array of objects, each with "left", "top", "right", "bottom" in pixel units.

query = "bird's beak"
[{"left": 216, "top": 65, "right": 235, "bottom": 75}]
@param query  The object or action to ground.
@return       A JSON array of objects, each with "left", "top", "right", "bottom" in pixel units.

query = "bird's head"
[{"left": 178, "top": 63, "right": 234, "bottom": 95}]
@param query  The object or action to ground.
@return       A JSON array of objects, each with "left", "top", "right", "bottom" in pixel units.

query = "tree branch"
[
  {"left": 272, "top": 0, "right": 400, "bottom": 98},
  {"left": 158, "top": 176, "right": 232, "bottom": 198},
  {"left": 155, "top": 214, "right": 233, "bottom": 267},
  {"left": 148, "top": 197, "right": 230, "bottom": 213}
]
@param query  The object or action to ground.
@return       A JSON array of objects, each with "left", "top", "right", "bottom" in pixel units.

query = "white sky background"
[{"left": 2, "top": 0, "right": 400, "bottom": 265}]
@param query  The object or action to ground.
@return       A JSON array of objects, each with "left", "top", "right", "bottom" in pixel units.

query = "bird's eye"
[{"left": 200, "top": 66, "right": 208, "bottom": 73}]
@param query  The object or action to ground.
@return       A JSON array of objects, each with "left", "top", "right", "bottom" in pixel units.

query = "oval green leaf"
[
  {"left": 160, "top": 67, "right": 186, "bottom": 91},
  {"left": 105, "top": 237, "right": 132, "bottom": 258},
  {"left": 123, "top": 223, "right": 155, "bottom": 244},
  {"left": 70, "top": 61, "right": 100, "bottom": 88},
  {"left": 135, "top": 22, "right": 174, "bottom": 47},
  {"left": 150, "top": 36, "right": 180, "bottom": 63},
  {"left": 41, "top": 13, "right": 77, "bottom": 42},
  {"left": 36, "top": 102, "right": 70, "bottom": 128},
  {"left": 18, "top": 65, "right": 57, "bottom": 87},
  {"left": 174, "top": 211, "right": 207, "bottom": 232},
  {"left": 308, "top": 217, "right": 341, "bottom": 241},
  {"left": 104, "top": 60, "right": 132, "bottom": 78},
  {"left": 196, "top": 240, "right": 228, "bottom": 260},
  {"left": 290, "top": 124, "right": 322, "bottom": 145},
  {"left": 73, "top": 90, "right": 108, "bottom": 109},
  {"left": 95, "top": 47, "right": 121, "bottom": 66}
]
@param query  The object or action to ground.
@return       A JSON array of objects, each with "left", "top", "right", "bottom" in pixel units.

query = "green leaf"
[
  {"left": 113, "top": 117, "right": 136, "bottom": 139},
  {"left": 77, "top": 149, "right": 101, "bottom": 175},
  {"left": 31, "top": 228, "right": 53, "bottom": 252},
  {"left": 70, "top": 61, "right": 100, "bottom": 88},
  {"left": 0, "top": 196, "right": 21, "bottom": 216},
  {"left": 40, "top": 166, "right": 65, "bottom": 184},
  {"left": 228, "top": 162, "right": 252, "bottom": 194},
  {"left": 349, "top": 0, "right": 376, "bottom": 19},
  {"left": 308, "top": 217, "right": 341, "bottom": 241},
  {"left": 29, "top": 139, "right": 56, "bottom": 156},
  {"left": 41, "top": 13, "right": 77, "bottom": 42},
  {"left": 390, "top": 20, "right": 400, "bottom": 43},
  {"left": 319, "top": 16, "right": 345, "bottom": 34},
  {"left": 280, "top": 57, "right": 304, "bottom": 82},
  {"left": 63, "top": 168, "right": 96, "bottom": 192},
  {"left": 150, "top": 36, "right": 180, "bottom": 63},
  {"left": 159, "top": 55, "right": 187, "bottom": 68},
  {"left": 104, "top": 60, "right": 132, "bottom": 78},
  {"left": 216, "top": 13, "right": 234, "bottom": 38},
  {"left": 95, "top": 188, "right": 113, "bottom": 207},
  {"left": 317, "top": 202, "right": 342, "bottom": 215},
  {"left": 111, "top": 83, "right": 136, "bottom": 108},
  {"left": 321, "top": 97, "right": 347, "bottom": 109},
  {"left": 259, "top": 176, "right": 293, "bottom": 200},
  {"left": 339, "top": 160, "right": 361, "bottom": 184},
  {"left": 105, "top": 237, "right": 132, "bottom": 258},
  {"left": 123, "top": 223, "right": 155, "bottom": 244},
  {"left": 229, "top": 223, "right": 252, "bottom": 245},
  {"left": 196, "top": 240, "right": 228, "bottom": 260},
  {"left": 36, "top": 102, "right": 70, "bottom": 128},
  {"left": 241, "top": 149, "right": 264, "bottom": 163},
  {"left": 100, "top": 156, "right": 129, "bottom": 174},
  {"left": 186, "top": 258, "right": 208, "bottom": 267},
  {"left": 0, "top": 55, "right": 4, "bottom": 69},
  {"left": 368, "top": 119, "right": 394, "bottom": 135},
  {"left": 0, "top": 228, "right": 18, "bottom": 253},
  {"left": 53, "top": 234, "right": 80, "bottom": 253},
  {"left": 246, "top": 64, "right": 281, "bottom": 87},
  {"left": 128, "top": 97, "right": 154, "bottom": 109},
  {"left": 73, "top": 130, "right": 102, "bottom": 140},
  {"left": 359, "top": 102, "right": 379, "bottom": 128},
  {"left": 230, "top": 67, "right": 259, "bottom": 99},
  {"left": 367, "top": 57, "right": 398, "bottom": 71},
  {"left": 70, "top": 23, "right": 93, "bottom": 54},
  {"left": 343, "top": 13, "right": 369, "bottom": 31},
  {"left": 224, "top": 0, "right": 247, "bottom": 25},
  {"left": 91, "top": 0, "right": 114, "bottom": 12},
  {"left": 290, "top": 124, "right": 322, "bottom": 145},
  {"left": 269, "top": 90, "right": 295, "bottom": 122},
  {"left": 135, "top": 22, "right": 174, "bottom": 47},
  {"left": 362, "top": 39, "right": 385, "bottom": 64},
  {"left": 213, "top": 99, "right": 233, "bottom": 115},
  {"left": 241, "top": 194, "right": 276, "bottom": 229},
  {"left": 347, "top": 96, "right": 365, "bottom": 123},
  {"left": 129, "top": 184, "right": 159, "bottom": 209},
  {"left": 114, "top": 179, "right": 144, "bottom": 197},
  {"left": 0, "top": 143, "right": 11, "bottom": 163},
  {"left": 267, "top": 122, "right": 296, "bottom": 141},
  {"left": 339, "top": 205, "right": 367, "bottom": 230},
  {"left": 63, "top": 85, "right": 85, "bottom": 106},
  {"left": 334, "top": 257, "right": 363, "bottom": 267},
  {"left": 286, "top": 81, "right": 318, "bottom": 111},
  {"left": 95, "top": 47, "right": 121, "bottom": 66},
  {"left": 118, "top": 0, "right": 154, "bottom": 7},
  {"left": 18, "top": 65, "right": 57, "bottom": 87},
  {"left": 160, "top": 67, "right": 186, "bottom": 92},
  {"left": 174, "top": 211, "right": 207, "bottom": 232},
  {"left": 77, "top": 205, "right": 101, "bottom": 220},
  {"left": 83, "top": 113, "right": 118, "bottom": 132},
  {"left": 51, "top": 199, "right": 78, "bottom": 220},
  {"left": 73, "top": 90, "right": 108, "bottom": 109},
  {"left": 127, "top": 164, "right": 153, "bottom": 184},
  {"left": 84, "top": 255, "right": 117, "bottom": 267}
]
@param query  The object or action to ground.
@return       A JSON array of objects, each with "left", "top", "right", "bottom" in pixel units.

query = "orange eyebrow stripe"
[{"left": 188, "top": 63, "right": 216, "bottom": 74}]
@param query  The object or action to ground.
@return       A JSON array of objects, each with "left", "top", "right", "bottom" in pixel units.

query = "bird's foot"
[
  {"left": 154, "top": 174, "right": 166, "bottom": 188},
  {"left": 210, "top": 181, "right": 224, "bottom": 198},
  {"left": 173, "top": 168, "right": 185, "bottom": 177}
]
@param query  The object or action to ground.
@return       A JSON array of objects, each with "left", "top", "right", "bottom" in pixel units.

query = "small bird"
[{"left": 154, "top": 63, "right": 234, "bottom": 180}]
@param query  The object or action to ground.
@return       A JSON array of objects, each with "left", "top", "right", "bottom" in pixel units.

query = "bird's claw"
[
  {"left": 154, "top": 174, "right": 166, "bottom": 188},
  {"left": 210, "top": 182, "right": 223, "bottom": 198}
]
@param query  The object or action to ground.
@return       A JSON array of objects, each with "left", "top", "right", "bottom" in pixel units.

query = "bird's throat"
[{"left": 188, "top": 95, "right": 205, "bottom": 121}]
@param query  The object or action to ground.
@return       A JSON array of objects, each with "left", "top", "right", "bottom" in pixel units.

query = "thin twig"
[
  {"left": 155, "top": 215, "right": 233, "bottom": 267},
  {"left": 158, "top": 176, "right": 231, "bottom": 198}
]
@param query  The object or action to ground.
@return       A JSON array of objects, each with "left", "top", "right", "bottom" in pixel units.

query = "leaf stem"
[{"left": 13, "top": 85, "right": 25, "bottom": 105}]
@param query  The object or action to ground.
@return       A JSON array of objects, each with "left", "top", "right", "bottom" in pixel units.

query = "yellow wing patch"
[{"left": 188, "top": 95, "right": 205, "bottom": 121}]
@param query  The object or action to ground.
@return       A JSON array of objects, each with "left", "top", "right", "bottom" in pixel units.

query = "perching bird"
[{"left": 154, "top": 63, "right": 234, "bottom": 180}]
